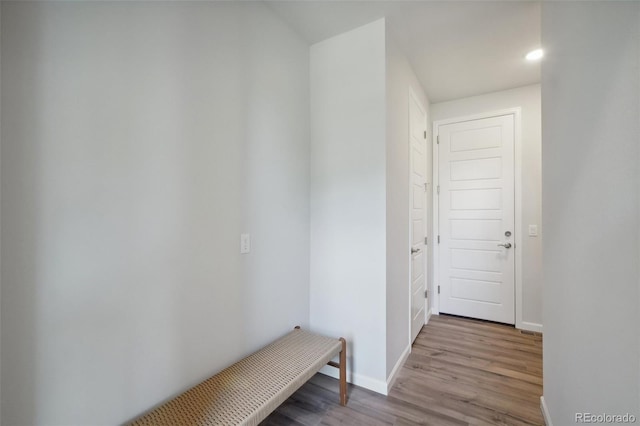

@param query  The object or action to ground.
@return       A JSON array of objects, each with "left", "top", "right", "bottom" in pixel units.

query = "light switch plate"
[
  {"left": 240, "top": 233, "right": 251, "bottom": 253},
  {"left": 528, "top": 225, "right": 538, "bottom": 237}
]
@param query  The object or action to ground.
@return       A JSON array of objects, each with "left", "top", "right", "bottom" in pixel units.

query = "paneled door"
[
  {"left": 438, "top": 114, "right": 515, "bottom": 324},
  {"left": 410, "top": 90, "right": 427, "bottom": 342}
]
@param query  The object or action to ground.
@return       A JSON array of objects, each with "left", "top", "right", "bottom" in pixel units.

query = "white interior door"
[
  {"left": 410, "top": 90, "right": 427, "bottom": 342},
  {"left": 438, "top": 114, "right": 515, "bottom": 324}
]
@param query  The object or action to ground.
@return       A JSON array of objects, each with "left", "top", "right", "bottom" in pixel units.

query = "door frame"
[
  {"left": 432, "top": 107, "right": 527, "bottom": 330},
  {"left": 408, "top": 86, "right": 429, "bottom": 344}
]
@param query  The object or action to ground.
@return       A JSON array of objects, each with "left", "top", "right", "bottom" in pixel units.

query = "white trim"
[
  {"left": 432, "top": 108, "right": 523, "bottom": 327},
  {"left": 520, "top": 321, "right": 543, "bottom": 333},
  {"left": 432, "top": 108, "right": 521, "bottom": 126},
  {"left": 432, "top": 120, "right": 440, "bottom": 316},
  {"left": 407, "top": 88, "right": 414, "bottom": 359},
  {"left": 513, "top": 108, "right": 524, "bottom": 330},
  {"left": 386, "top": 344, "right": 410, "bottom": 393},
  {"left": 318, "top": 366, "right": 388, "bottom": 395},
  {"left": 540, "top": 396, "right": 553, "bottom": 426}
]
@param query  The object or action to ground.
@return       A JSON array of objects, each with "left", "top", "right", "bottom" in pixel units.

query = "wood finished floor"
[{"left": 261, "top": 314, "right": 543, "bottom": 426}]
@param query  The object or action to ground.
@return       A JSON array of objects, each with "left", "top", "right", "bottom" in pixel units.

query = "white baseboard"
[
  {"left": 386, "top": 344, "right": 410, "bottom": 393},
  {"left": 318, "top": 365, "right": 388, "bottom": 395},
  {"left": 519, "top": 321, "right": 543, "bottom": 333},
  {"left": 426, "top": 308, "right": 432, "bottom": 324},
  {"left": 540, "top": 396, "right": 553, "bottom": 426}
]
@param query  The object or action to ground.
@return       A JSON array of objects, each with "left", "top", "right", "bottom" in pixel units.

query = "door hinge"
[
  {"left": 424, "top": 236, "right": 428, "bottom": 245},
  {"left": 425, "top": 290, "right": 428, "bottom": 298},
  {"left": 437, "top": 185, "right": 440, "bottom": 194},
  {"left": 438, "top": 285, "right": 441, "bottom": 294},
  {"left": 424, "top": 182, "right": 428, "bottom": 192},
  {"left": 423, "top": 130, "right": 427, "bottom": 139},
  {"left": 437, "top": 235, "right": 440, "bottom": 244},
  {"left": 437, "top": 135, "right": 440, "bottom": 144}
]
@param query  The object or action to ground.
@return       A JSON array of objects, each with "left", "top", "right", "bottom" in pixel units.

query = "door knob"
[
  {"left": 497, "top": 243, "right": 512, "bottom": 249},
  {"left": 411, "top": 247, "right": 421, "bottom": 254}
]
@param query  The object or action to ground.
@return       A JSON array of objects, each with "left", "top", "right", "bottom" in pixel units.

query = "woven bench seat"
[{"left": 129, "top": 328, "right": 347, "bottom": 426}]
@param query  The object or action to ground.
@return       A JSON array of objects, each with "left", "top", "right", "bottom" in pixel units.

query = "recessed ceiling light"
[{"left": 526, "top": 49, "right": 544, "bottom": 61}]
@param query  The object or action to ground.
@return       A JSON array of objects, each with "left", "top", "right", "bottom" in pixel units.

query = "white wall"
[
  {"left": 0, "top": 4, "right": 2, "bottom": 422},
  {"left": 541, "top": 2, "right": 640, "bottom": 424},
  {"left": 431, "top": 84, "right": 542, "bottom": 329},
  {"left": 0, "top": 2, "right": 310, "bottom": 424},
  {"left": 385, "top": 32, "right": 430, "bottom": 380},
  {"left": 310, "top": 19, "right": 388, "bottom": 392}
]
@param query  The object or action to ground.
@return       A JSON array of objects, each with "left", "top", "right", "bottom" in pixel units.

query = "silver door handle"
[
  {"left": 497, "top": 243, "right": 512, "bottom": 249},
  {"left": 411, "top": 248, "right": 421, "bottom": 254}
]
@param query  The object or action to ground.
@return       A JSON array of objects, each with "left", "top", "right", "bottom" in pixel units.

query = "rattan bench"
[{"left": 129, "top": 327, "right": 347, "bottom": 426}]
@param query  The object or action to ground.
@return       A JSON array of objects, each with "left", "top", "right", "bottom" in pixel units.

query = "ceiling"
[{"left": 267, "top": 1, "right": 541, "bottom": 103}]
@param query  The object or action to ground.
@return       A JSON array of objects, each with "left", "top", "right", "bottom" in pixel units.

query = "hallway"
[{"left": 263, "top": 315, "right": 543, "bottom": 425}]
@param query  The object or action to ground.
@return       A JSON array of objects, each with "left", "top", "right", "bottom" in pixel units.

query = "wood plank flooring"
[{"left": 261, "top": 314, "right": 543, "bottom": 426}]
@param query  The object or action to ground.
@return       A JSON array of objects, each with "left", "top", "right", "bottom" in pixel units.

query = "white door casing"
[
  {"left": 437, "top": 113, "right": 516, "bottom": 324},
  {"left": 409, "top": 89, "right": 427, "bottom": 342}
]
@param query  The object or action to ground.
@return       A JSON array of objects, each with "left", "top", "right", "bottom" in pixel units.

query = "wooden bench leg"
[
  {"left": 300, "top": 326, "right": 347, "bottom": 406},
  {"left": 339, "top": 338, "right": 347, "bottom": 406}
]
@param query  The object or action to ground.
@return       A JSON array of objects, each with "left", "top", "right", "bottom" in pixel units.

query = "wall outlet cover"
[{"left": 240, "top": 233, "right": 251, "bottom": 253}]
